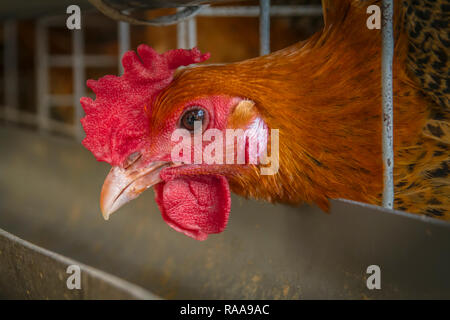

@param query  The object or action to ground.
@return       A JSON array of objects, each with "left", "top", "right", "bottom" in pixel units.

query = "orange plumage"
[{"left": 152, "top": 0, "right": 449, "bottom": 218}]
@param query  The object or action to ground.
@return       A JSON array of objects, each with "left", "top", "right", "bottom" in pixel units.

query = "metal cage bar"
[
  {"left": 177, "top": 19, "right": 187, "bottom": 48},
  {"left": 72, "top": 28, "right": 85, "bottom": 141},
  {"left": 198, "top": 5, "right": 323, "bottom": 17},
  {"left": 188, "top": 16, "right": 197, "bottom": 49},
  {"left": 381, "top": 0, "right": 394, "bottom": 208},
  {"left": 259, "top": 0, "right": 270, "bottom": 55},
  {"left": 177, "top": 10, "right": 197, "bottom": 49},
  {"left": 3, "top": 20, "right": 19, "bottom": 121},
  {"left": 29, "top": 15, "right": 127, "bottom": 138},
  {"left": 118, "top": 21, "right": 130, "bottom": 74}
]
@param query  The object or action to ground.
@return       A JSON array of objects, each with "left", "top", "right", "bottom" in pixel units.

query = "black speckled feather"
[{"left": 394, "top": 0, "right": 449, "bottom": 218}]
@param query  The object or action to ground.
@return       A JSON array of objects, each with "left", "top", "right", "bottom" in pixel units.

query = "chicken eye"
[{"left": 180, "top": 108, "right": 208, "bottom": 131}]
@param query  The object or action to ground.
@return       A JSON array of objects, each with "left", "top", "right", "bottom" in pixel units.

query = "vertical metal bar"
[
  {"left": 73, "top": 28, "right": 85, "bottom": 140},
  {"left": 176, "top": 7, "right": 187, "bottom": 49},
  {"left": 36, "top": 20, "right": 49, "bottom": 131},
  {"left": 187, "top": 17, "right": 197, "bottom": 48},
  {"left": 177, "top": 20, "right": 187, "bottom": 49},
  {"left": 259, "top": 0, "right": 270, "bottom": 55},
  {"left": 118, "top": 21, "right": 130, "bottom": 74},
  {"left": 4, "top": 20, "right": 19, "bottom": 121},
  {"left": 381, "top": 0, "right": 394, "bottom": 209}
]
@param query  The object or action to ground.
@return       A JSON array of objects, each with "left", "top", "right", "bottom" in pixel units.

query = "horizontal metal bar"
[
  {"left": 48, "top": 94, "right": 73, "bottom": 106},
  {"left": 0, "top": 108, "right": 75, "bottom": 137},
  {"left": 49, "top": 55, "right": 117, "bottom": 67},
  {"left": 38, "top": 5, "right": 322, "bottom": 28},
  {"left": 199, "top": 5, "right": 322, "bottom": 17},
  {"left": 38, "top": 14, "right": 67, "bottom": 26}
]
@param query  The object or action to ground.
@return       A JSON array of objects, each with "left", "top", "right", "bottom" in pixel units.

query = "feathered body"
[{"left": 153, "top": 0, "right": 449, "bottom": 218}]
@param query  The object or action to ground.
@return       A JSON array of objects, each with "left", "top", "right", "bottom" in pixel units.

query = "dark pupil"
[{"left": 183, "top": 109, "right": 204, "bottom": 130}]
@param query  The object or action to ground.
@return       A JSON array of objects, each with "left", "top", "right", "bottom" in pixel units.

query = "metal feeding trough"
[
  {"left": 0, "top": 126, "right": 449, "bottom": 299},
  {"left": 0, "top": 228, "right": 157, "bottom": 299}
]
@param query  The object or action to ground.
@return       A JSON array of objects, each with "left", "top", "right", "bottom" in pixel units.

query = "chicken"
[{"left": 81, "top": 0, "right": 449, "bottom": 240}]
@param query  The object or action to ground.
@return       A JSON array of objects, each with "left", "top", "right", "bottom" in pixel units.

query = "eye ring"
[{"left": 179, "top": 106, "right": 209, "bottom": 132}]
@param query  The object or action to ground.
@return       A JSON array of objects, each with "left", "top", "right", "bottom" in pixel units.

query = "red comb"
[{"left": 80, "top": 45, "right": 210, "bottom": 166}]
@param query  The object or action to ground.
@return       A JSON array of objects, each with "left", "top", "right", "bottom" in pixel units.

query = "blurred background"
[{"left": 0, "top": 0, "right": 323, "bottom": 139}]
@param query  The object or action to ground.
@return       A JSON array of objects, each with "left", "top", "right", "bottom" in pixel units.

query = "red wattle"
[{"left": 154, "top": 175, "right": 231, "bottom": 241}]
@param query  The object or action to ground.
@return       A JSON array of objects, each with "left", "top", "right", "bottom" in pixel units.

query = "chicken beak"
[{"left": 100, "top": 161, "right": 168, "bottom": 220}]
